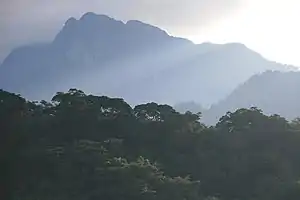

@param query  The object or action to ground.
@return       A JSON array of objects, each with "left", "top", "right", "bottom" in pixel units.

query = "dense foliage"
[{"left": 1, "top": 89, "right": 300, "bottom": 200}]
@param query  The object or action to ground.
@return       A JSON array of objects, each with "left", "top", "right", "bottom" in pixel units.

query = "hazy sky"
[{"left": 1, "top": 0, "right": 300, "bottom": 66}]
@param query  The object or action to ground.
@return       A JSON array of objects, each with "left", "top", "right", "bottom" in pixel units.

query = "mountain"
[
  {"left": 202, "top": 70, "right": 300, "bottom": 125},
  {"left": 173, "top": 101, "right": 205, "bottom": 114},
  {"left": 0, "top": 12, "right": 295, "bottom": 105}
]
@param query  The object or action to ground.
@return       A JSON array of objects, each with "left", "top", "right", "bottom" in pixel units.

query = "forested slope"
[{"left": 1, "top": 89, "right": 300, "bottom": 200}]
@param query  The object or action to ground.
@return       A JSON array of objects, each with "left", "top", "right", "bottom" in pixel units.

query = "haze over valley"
[
  {"left": 0, "top": 12, "right": 299, "bottom": 124},
  {"left": 2, "top": 2, "right": 300, "bottom": 200}
]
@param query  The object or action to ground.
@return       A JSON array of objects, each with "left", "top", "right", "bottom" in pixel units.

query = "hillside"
[
  {"left": 0, "top": 12, "right": 295, "bottom": 105},
  {"left": 202, "top": 71, "right": 300, "bottom": 124},
  {"left": 174, "top": 101, "right": 205, "bottom": 114}
]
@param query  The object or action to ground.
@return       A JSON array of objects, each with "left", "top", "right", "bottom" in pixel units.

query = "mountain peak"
[
  {"left": 1, "top": 12, "right": 297, "bottom": 105},
  {"left": 78, "top": 12, "right": 120, "bottom": 25},
  {"left": 64, "top": 17, "right": 77, "bottom": 26},
  {"left": 126, "top": 20, "right": 149, "bottom": 26},
  {"left": 79, "top": 12, "right": 117, "bottom": 21},
  {"left": 79, "top": 12, "right": 111, "bottom": 21},
  {"left": 126, "top": 20, "right": 168, "bottom": 37},
  {"left": 54, "top": 13, "right": 124, "bottom": 46}
]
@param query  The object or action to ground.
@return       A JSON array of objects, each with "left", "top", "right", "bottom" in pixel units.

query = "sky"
[{"left": 0, "top": 0, "right": 300, "bottom": 66}]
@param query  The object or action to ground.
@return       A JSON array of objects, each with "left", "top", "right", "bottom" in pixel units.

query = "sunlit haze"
[
  {"left": 175, "top": 0, "right": 300, "bottom": 66},
  {"left": 0, "top": 0, "right": 300, "bottom": 67}
]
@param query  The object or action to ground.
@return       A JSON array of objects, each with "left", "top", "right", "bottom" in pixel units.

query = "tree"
[
  {"left": 291, "top": 117, "right": 300, "bottom": 130},
  {"left": 2, "top": 89, "right": 300, "bottom": 200}
]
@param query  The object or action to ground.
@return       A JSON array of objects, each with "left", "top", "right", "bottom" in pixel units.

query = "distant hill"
[
  {"left": 202, "top": 71, "right": 300, "bottom": 125},
  {"left": 0, "top": 12, "right": 295, "bottom": 105},
  {"left": 173, "top": 101, "right": 205, "bottom": 114}
]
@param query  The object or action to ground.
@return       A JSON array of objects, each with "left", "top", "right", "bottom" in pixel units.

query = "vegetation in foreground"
[{"left": 1, "top": 88, "right": 300, "bottom": 200}]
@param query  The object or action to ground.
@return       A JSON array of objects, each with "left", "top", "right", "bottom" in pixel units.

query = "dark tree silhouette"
[{"left": 1, "top": 89, "right": 300, "bottom": 200}]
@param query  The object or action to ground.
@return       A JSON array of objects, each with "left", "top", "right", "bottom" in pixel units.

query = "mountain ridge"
[
  {"left": 0, "top": 12, "right": 297, "bottom": 105},
  {"left": 199, "top": 70, "right": 300, "bottom": 124}
]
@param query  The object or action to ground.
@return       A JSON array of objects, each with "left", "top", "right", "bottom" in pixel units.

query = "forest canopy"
[{"left": 1, "top": 88, "right": 300, "bottom": 200}]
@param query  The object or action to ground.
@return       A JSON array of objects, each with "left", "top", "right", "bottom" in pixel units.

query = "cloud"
[{"left": 0, "top": 0, "right": 242, "bottom": 60}]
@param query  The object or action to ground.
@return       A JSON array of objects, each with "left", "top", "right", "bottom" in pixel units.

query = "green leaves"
[{"left": 2, "top": 89, "right": 300, "bottom": 200}]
